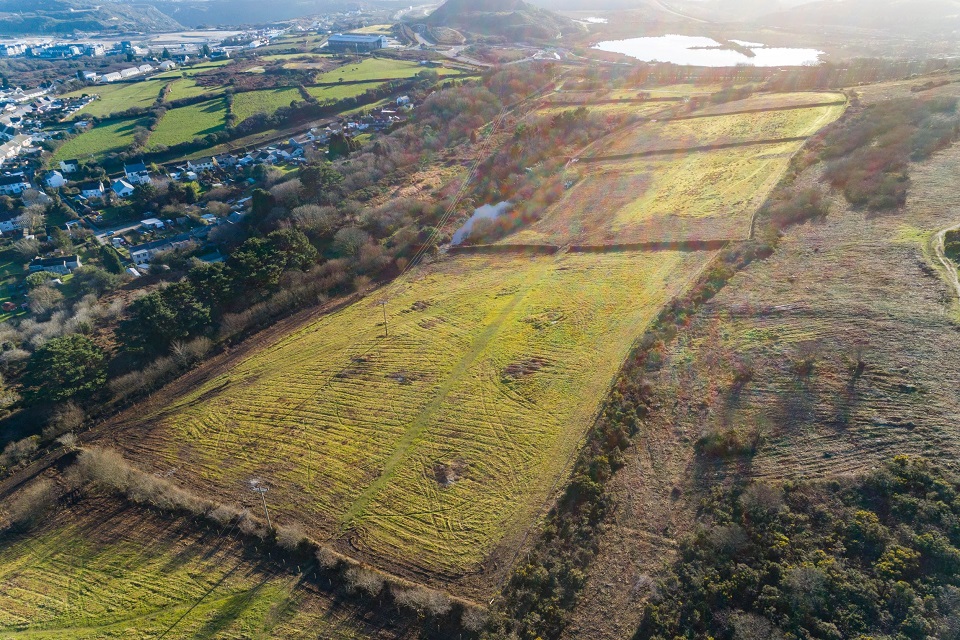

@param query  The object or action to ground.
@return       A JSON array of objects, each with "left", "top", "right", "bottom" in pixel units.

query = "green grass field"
[
  {"left": 63, "top": 80, "right": 166, "bottom": 119},
  {"left": 110, "top": 251, "right": 709, "bottom": 578},
  {"left": 149, "top": 98, "right": 227, "bottom": 149},
  {"left": 232, "top": 88, "right": 304, "bottom": 123},
  {"left": 165, "top": 77, "right": 224, "bottom": 102},
  {"left": 155, "top": 60, "right": 235, "bottom": 79},
  {"left": 305, "top": 82, "right": 384, "bottom": 103},
  {"left": 0, "top": 499, "right": 392, "bottom": 639},
  {"left": 314, "top": 58, "right": 457, "bottom": 84},
  {"left": 52, "top": 117, "right": 149, "bottom": 163}
]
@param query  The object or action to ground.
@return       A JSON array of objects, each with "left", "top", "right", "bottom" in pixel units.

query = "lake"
[{"left": 593, "top": 34, "right": 824, "bottom": 68}]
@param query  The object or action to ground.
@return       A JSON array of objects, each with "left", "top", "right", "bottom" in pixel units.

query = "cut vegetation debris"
[
  {"left": 104, "top": 251, "right": 711, "bottom": 583},
  {"left": 149, "top": 98, "right": 227, "bottom": 149},
  {"left": 52, "top": 117, "right": 149, "bottom": 163}
]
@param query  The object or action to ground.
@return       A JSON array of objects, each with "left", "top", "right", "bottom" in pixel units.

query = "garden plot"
[{"left": 107, "top": 251, "right": 709, "bottom": 583}]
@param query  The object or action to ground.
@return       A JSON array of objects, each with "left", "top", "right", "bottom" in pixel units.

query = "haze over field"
[{"left": 3, "top": 1, "right": 960, "bottom": 639}]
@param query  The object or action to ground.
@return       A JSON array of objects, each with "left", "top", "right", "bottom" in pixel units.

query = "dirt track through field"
[{"left": 935, "top": 222, "right": 960, "bottom": 301}]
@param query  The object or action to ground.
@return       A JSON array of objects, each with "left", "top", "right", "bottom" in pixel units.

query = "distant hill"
[
  {"left": 0, "top": 0, "right": 183, "bottom": 34},
  {"left": 758, "top": 0, "right": 960, "bottom": 34},
  {"left": 427, "top": 0, "right": 581, "bottom": 41}
]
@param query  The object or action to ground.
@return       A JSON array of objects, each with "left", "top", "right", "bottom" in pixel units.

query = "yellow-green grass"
[
  {"left": 165, "top": 77, "right": 224, "bottom": 101},
  {"left": 314, "top": 58, "right": 459, "bottom": 84},
  {"left": 62, "top": 80, "right": 166, "bottom": 119},
  {"left": 113, "top": 251, "right": 709, "bottom": 578},
  {"left": 535, "top": 102, "right": 671, "bottom": 118},
  {"left": 52, "top": 117, "right": 149, "bottom": 163},
  {"left": 306, "top": 81, "right": 384, "bottom": 102},
  {"left": 599, "top": 104, "right": 845, "bottom": 157},
  {"left": 0, "top": 499, "right": 388, "bottom": 639},
  {"left": 149, "top": 98, "right": 226, "bottom": 148},
  {"left": 232, "top": 88, "right": 304, "bottom": 123},
  {"left": 505, "top": 143, "right": 805, "bottom": 245},
  {"left": 353, "top": 24, "right": 394, "bottom": 34},
  {"left": 694, "top": 91, "right": 846, "bottom": 116},
  {"left": 175, "top": 59, "right": 234, "bottom": 77}
]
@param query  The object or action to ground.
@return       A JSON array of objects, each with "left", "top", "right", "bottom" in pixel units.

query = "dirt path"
[{"left": 935, "top": 222, "right": 960, "bottom": 301}]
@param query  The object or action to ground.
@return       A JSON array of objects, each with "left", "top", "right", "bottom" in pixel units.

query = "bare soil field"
[
  {"left": 562, "top": 121, "right": 960, "bottom": 640},
  {"left": 96, "top": 251, "right": 712, "bottom": 596}
]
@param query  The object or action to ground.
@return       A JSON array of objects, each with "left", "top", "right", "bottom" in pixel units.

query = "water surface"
[{"left": 594, "top": 34, "right": 823, "bottom": 67}]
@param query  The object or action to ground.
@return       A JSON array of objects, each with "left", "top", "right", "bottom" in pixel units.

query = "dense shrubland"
[
  {"left": 636, "top": 457, "right": 960, "bottom": 640},
  {"left": 820, "top": 96, "right": 960, "bottom": 210}
]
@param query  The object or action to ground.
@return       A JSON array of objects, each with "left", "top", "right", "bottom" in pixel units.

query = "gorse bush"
[{"left": 636, "top": 457, "right": 960, "bottom": 640}]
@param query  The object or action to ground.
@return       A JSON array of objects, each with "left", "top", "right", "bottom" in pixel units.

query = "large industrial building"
[{"left": 326, "top": 33, "right": 389, "bottom": 53}]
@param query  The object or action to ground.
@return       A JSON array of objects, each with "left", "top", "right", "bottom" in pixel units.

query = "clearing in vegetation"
[
  {"left": 63, "top": 80, "right": 166, "bottom": 119},
  {"left": 0, "top": 497, "right": 404, "bottom": 639},
  {"left": 149, "top": 98, "right": 227, "bottom": 148},
  {"left": 52, "top": 117, "right": 149, "bottom": 163},
  {"left": 232, "top": 88, "right": 304, "bottom": 123},
  {"left": 104, "top": 251, "right": 711, "bottom": 584}
]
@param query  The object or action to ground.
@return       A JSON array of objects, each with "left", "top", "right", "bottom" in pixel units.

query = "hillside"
[
  {"left": 760, "top": 0, "right": 960, "bottom": 35},
  {"left": 0, "top": 0, "right": 183, "bottom": 34},
  {"left": 427, "top": 0, "right": 579, "bottom": 41}
]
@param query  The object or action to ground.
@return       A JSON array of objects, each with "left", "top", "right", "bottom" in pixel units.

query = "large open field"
[
  {"left": 52, "top": 117, "right": 149, "bottom": 163},
  {"left": 149, "top": 98, "right": 227, "bottom": 148},
  {"left": 0, "top": 497, "right": 412, "bottom": 639},
  {"left": 500, "top": 94, "right": 846, "bottom": 247},
  {"left": 165, "top": 77, "right": 224, "bottom": 101},
  {"left": 102, "top": 251, "right": 711, "bottom": 587},
  {"left": 63, "top": 80, "right": 166, "bottom": 119},
  {"left": 306, "top": 82, "right": 384, "bottom": 103},
  {"left": 598, "top": 104, "right": 845, "bottom": 157},
  {"left": 314, "top": 58, "right": 459, "bottom": 84},
  {"left": 232, "top": 88, "right": 304, "bottom": 123}
]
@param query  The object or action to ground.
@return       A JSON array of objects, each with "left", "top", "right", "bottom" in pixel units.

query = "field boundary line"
[
  {"left": 667, "top": 99, "right": 847, "bottom": 121},
  {"left": 579, "top": 136, "right": 809, "bottom": 163}
]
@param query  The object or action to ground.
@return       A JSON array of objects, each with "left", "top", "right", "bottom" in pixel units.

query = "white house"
[
  {"left": 100, "top": 72, "right": 122, "bottom": 83},
  {"left": 111, "top": 178, "right": 135, "bottom": 198},
  {"left": 158, "top": 60, "right": 176, "bottom": 71},
  {"left": 0, "top": 173, "right": 31, "bottom": 195},
  {"left": 0, "top": 215, "right": 22, "bottom": 233},
  {"left": 78, "top": 181, "right": 104, "bottom": 199},
  {"left": 396, "top": 96, "right": 411, "bottom": 106},
  {"left": 186, "top": 157, "right": 217, "bottom": 172},
  {"left": 29, "top": 255, "right": 82, "bottom": 275},
  {"left": 123, "top": 161, "right": 152, "bottom": 185},
  {"left": 140, "top": 217, "right": 165, "bottom": 230},
  {"left": 44, "top": 170, "right": 66, "bottom": 188},
  {"left": 59, "top": 159, "right": 79, "bottom": 174}
]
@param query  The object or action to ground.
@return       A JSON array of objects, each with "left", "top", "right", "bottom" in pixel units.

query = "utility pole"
[
  {"left": 378, "top": 300, "right": 389, "bottom": 338},
  {"left": 250, "top": 480, "right": 272, "bottom": 529}
]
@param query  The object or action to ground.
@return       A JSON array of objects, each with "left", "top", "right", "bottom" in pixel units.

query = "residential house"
[
  {"left": 81, "top": 70, "right": 98, "bottom": 82},
  {"left": 210, "top": 49, "right": 230, "bottom": 60},
  {"left": 187, "top": 157, "right": 217, "bottom": 172},
  {"left": 0, "top": 214, "right": 22, "bottom": 233},
  {"left": 129, "top": 231, "right": 203, "bottom": 267},
  {"left": 213, "top": 153, "right": 237, "bottom": 168},
  {"left": 140, "top": 217, "right": 165, "bottom": 230},
  {"left": 59, "top": 159, "right": 79, "bottom": 174},
  {"left": 396, "top": 96, "right": 411, "bottom": 106},
  {"left": 44, "top": 170, "right": 66, "bottom": 188},
  {"left": 29, "top": 255, "right": 82, "bottom": 275},
  {"left": 0, "top": 173, "right": 31, "bottom": 195},
  {"left": 123, "top": 161, "right": 152, "bottom": 185},
  {"left": 111, "top": 178, "right": 135, "bottom": 198},
  {"left": 78, "top": 181, "right": 104, "bottom": 199}
]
